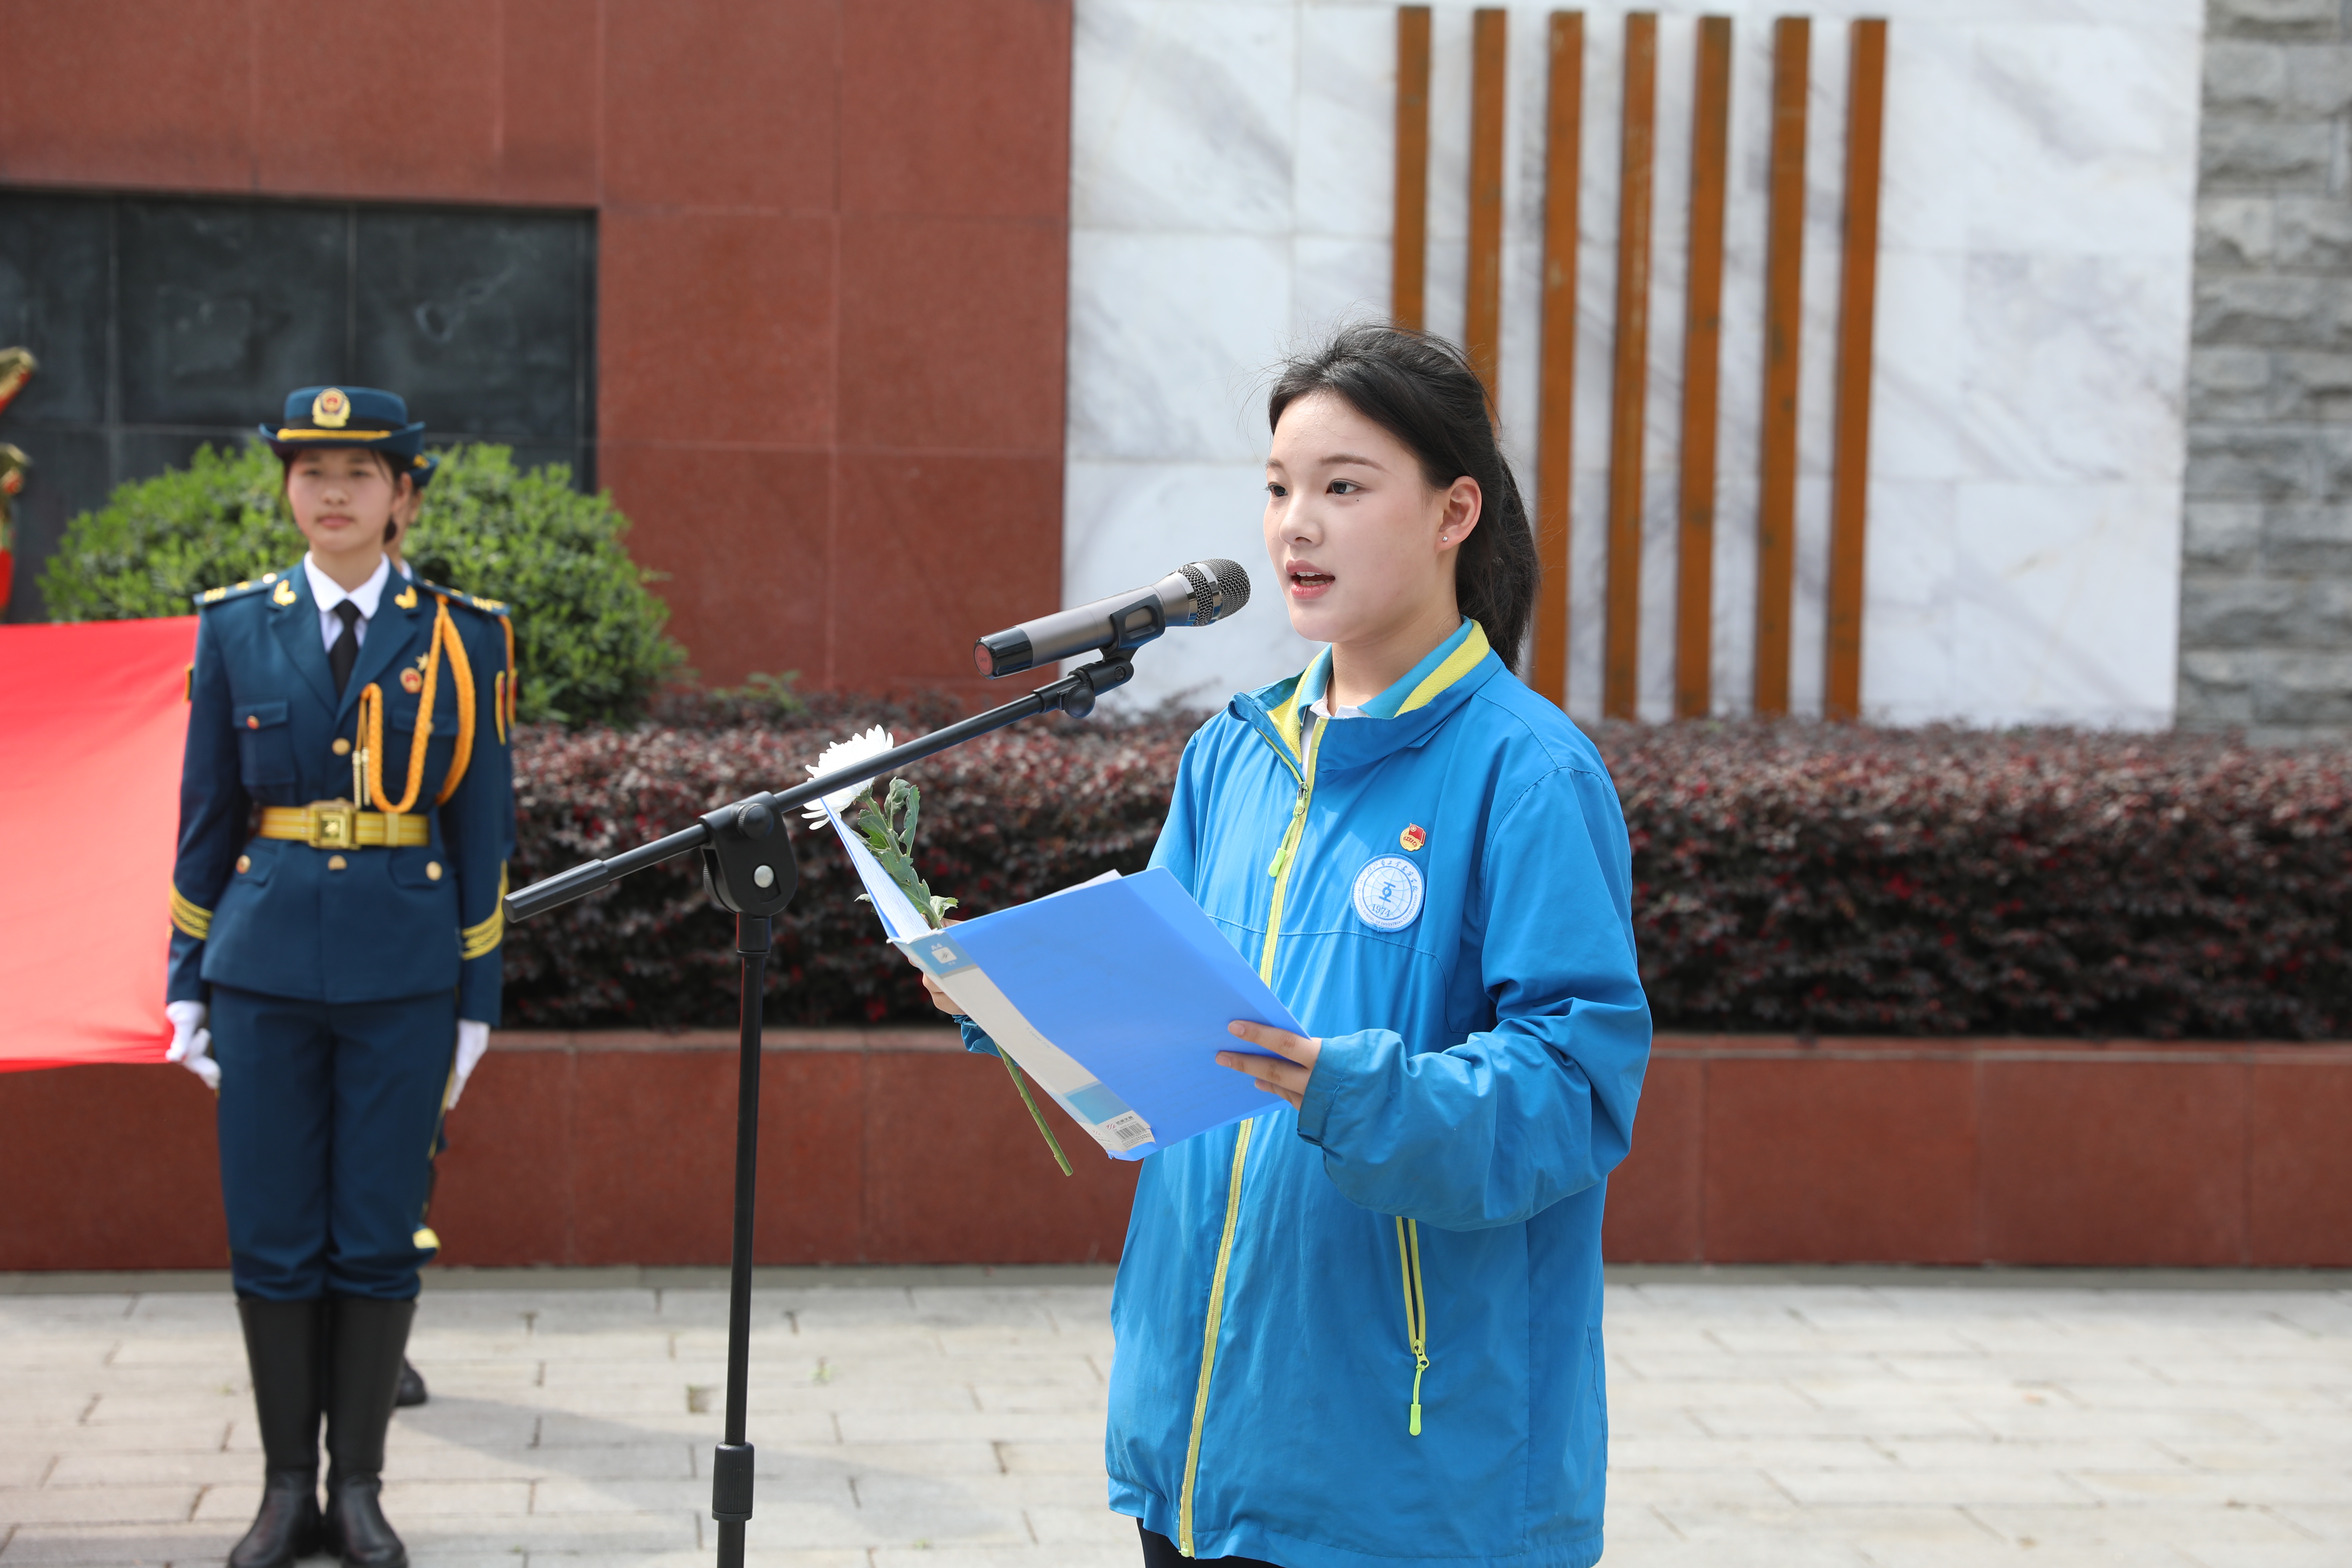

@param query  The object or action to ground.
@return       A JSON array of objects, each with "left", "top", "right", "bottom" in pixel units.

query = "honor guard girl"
[
  {"left": 929, "top": 326, "right": 1651, "bottom": 1568},
  {"left": 162, "top": 386, "right": 516, "bottom": 1568}
]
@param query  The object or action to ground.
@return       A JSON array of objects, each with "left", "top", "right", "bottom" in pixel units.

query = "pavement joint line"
[{"left": 6, "top": 1262, "right": 2352, "bottom": 1296}]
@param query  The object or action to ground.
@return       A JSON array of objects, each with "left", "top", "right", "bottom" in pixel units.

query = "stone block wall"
[{"left": 2186, "top": 0, "right": 2352, "bottom": 737}]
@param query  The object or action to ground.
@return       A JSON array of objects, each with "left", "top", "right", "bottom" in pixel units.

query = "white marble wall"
[{"left": 1064, "top": 0, "right": 2204, "bottom": 726}]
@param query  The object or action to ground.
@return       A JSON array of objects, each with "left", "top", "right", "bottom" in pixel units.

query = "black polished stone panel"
[
  {"left": 0, "top": 190, "right": 595, "bottom": 622},
  {"left": 115, "top": 429, "right": 243, "bottom": 489},
  {"left": 0, "top": 195, "right": 110, "bottom": 425},
  {"left": 355, "top": 209, "right": 591, "bottom": 443},
  {"left": 3, "top": 430, "right": 106, "bottom": 623},
  {"left": 118, "top": 202, "right": 349, "bottom": 428}
]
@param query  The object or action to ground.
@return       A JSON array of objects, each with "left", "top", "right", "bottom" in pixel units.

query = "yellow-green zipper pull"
[
  {"left": 1396, "top": 1217, "right": 1430, "bottom": 1436},
  {"left": 1266, "top": 790, "right": 1309, "bottom": 877}
]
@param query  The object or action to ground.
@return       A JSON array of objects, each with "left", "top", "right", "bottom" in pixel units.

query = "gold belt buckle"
[{"left": 306, "top": 799, "right": 358, "bottom": 849}]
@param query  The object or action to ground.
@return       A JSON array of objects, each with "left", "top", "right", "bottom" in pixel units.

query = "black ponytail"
[{"left": 1267, "top": 324, "right": 1539, "bottom": 672}]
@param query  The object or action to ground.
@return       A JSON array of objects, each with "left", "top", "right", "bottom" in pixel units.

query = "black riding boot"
[
  {"left": 321, "top": 1296, "right": 414, "bottom": 1568},
  {"left": 393, "top": 1358, "right": 427, "bottom": 1408},
  {"left": 230, "top": 1298, "right": 323, "bottom": 1568}
]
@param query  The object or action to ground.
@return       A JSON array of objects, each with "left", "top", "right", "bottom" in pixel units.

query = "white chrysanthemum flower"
[{"left": 801, "top": 725, "right": 896, "bottom": 826}]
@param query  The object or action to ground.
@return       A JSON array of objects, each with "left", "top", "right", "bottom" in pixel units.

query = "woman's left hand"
[{"left": 1218, "top": 1021, "right": 1322, "bottom": 1111}]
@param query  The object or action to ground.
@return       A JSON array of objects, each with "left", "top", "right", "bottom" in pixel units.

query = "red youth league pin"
[{"left": 1399, "top": 824, "right": 1427, "bottom": 852}]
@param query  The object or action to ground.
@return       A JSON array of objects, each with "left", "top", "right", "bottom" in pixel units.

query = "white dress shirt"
[{"left": 303, "top": 553, "right": 392, "bottom": 653}]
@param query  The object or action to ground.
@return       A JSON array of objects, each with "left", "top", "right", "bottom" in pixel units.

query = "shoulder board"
[
  {"left": 192, "top": 569, "right": 298, "bottom": 609},
  {"left": 417, "top": 580, "right": 512, "bottom": 618}
]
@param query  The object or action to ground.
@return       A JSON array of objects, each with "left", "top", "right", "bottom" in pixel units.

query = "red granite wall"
[
  {"left": 5, "top": 1032, "right": 2346, "bottom": 1273},
  {"left": 1598, "top": 1036, "right": 2352, "bottom": 1267},
  {"left": 0, "top": 0, "right": 1071, "bottom": 697}
]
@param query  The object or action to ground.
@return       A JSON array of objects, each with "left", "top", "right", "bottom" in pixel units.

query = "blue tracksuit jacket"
[{"left": 976, "top": 618, "right": 1650, "bottom": 1568}]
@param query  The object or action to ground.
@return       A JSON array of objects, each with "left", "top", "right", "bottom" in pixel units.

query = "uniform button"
[
  {"left": 332, "top": 738, "right": 352, "bottom": 756},
  {"left": 235, "top": 854, "right": 251, "bottom": 873},
  {"left": 327, "top": 855, "right": 348, "bottom": 871},
  {"left": 426, "top": 861, "right": 443, "bottom": 881},
  {"left": 246, "top": 715, "right": 260, "bottom": 730}
]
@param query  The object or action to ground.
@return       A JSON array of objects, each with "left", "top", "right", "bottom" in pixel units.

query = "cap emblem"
[
  {"left": 1399, "top": 824, "right": 1427, "bottom": 852},
  {"left": 312, "top": 387, "right": 350, "bottom": 428}
]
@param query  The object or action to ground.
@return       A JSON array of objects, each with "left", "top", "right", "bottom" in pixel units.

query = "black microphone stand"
[{"left": 501, "top": 649, "right": 1141, "bottom": 1568}]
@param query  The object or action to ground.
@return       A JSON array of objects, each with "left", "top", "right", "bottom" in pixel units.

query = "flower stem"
[{"left": 998, "top": 1049, "right": 1073, "bottom": 1176}]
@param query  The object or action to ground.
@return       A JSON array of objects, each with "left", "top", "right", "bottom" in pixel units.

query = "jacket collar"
[
  {"left": 1237, "top": 620, "right": 1501, "bottom": 772},
  {"left": 266, "top": 560, "right": 432, "bottom": 721}
]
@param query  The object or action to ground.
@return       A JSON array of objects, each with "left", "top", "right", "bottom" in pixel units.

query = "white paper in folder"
[{"left": 818, "top": 805, "right": 1301, "bottom": 1159}]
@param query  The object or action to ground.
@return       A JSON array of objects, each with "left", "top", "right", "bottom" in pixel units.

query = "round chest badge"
[{"left": 1352, "top": 854, "right": 1426, "bottom": 933}]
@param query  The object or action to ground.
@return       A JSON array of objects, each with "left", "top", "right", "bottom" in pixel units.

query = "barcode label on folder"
[{"left": 1102, "top": 1112, "right": 1154, "bottom": 1150}]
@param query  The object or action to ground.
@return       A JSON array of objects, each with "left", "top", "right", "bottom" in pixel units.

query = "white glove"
[
  {"left": 447, "top": 1019, "right": 491, "bottom": 1109},
  {"left": 164, "top": 1000, "right": 219, "bottom": 1090}
]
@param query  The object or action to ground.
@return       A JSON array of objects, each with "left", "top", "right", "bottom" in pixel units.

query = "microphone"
[{"left": 974, "top": 559, "right": 1252, "bottom": 678}]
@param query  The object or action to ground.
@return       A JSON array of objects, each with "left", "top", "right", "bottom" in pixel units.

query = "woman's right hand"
[{"left": 905, "top": 918, "right": 966, "bottom": 1017}]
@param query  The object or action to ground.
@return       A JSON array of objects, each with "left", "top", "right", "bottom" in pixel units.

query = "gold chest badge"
[
  {"left": 312, "top": 387, "right": 350, "bottom": 428},
  {"left": 1399, "top": 824, "right": 1427, "bottom": 853},
  {"left": 400, "top": 666, "right": 424, "bottom": 694}
]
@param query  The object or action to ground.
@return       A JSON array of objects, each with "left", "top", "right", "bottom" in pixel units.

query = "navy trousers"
[{"left": 211, "top": 985, "right": 454, "bottom": 1301}]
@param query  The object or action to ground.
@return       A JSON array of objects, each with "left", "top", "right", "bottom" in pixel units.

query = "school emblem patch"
[
  {"left": 1399, "top": 823, "right": 1427, "bottom": 852},
  {"left": 312, "top": 387, "right": 350, "bottom": 428},
  {"left": 1352, "top": 854, "right": 1425, "bottom": 933}
]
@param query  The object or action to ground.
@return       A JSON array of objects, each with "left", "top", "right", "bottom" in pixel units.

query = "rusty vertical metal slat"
[
  {"left": 1675, "top": 16, "right": 1733, "bottom": 720},
  {"left": 1531, "top": 11, "right": 1585, "bottom": 708},
  {"left": 1394, "top": 7, "right": 1434, "bottom": 331},
  {"left": 1754, "top": 15, "right": 1809, "bottom": 716},
  {"left": 1467, "top": 9, "right": 1509, "bottom": 393},
  {"left": 1603, "top": 12, "right": 1658, "bottom": 721},
  {"left": 1825, "top": 18, "right": 1887, "bottom": 722}
]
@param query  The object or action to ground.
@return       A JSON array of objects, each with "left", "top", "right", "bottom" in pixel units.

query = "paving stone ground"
[{"left": 2, "top": 1266, "right": 2348, "bottom": 1568}]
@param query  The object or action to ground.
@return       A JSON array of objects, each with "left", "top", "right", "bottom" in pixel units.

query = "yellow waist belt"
[{"left": 257, "top": 802, "right": 432, "bottom": 850}]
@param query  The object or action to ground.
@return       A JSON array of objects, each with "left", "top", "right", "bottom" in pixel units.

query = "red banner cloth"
[{"left": 1, "top": 618, "right": 195, "bottom": 1071}]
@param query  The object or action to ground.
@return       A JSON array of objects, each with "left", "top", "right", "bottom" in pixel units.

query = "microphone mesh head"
[{"left": 1182, "top": 559, "right": 1252, "bottom": 625}]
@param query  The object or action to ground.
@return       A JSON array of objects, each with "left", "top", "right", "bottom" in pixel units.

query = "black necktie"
[{"left": 328, "top": 600, "right": 363, "bottom": 696}]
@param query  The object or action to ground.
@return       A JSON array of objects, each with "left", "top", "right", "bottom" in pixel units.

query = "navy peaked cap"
[{"left": 260, "top": 385, "right": 427, "bottom": 464}]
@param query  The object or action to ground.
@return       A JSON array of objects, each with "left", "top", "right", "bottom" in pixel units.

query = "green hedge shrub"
[{"left": 38, "top": 441, "right": 682, "bottom": 725}]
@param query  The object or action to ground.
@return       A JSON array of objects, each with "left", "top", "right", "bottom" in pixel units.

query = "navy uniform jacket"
[{"left": 168, "top": 565, "right": 513, "bottom": 1023}]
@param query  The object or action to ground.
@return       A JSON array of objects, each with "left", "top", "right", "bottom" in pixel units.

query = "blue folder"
[{"left": 890, "top": 869, "right": 1303, "bottom": 1160}]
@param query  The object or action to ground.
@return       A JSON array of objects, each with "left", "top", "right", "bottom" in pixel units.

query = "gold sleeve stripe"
[
  {"left": 170, "top": 886, "right": 213, "bottom": 941},
  {"left": 460, "top": 865, "right": 508, "bottom": 961}
]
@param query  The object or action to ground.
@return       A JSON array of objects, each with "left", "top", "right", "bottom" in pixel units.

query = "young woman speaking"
[{"left": 942, "top": 324, "right": 1651, "bottom": 1568}]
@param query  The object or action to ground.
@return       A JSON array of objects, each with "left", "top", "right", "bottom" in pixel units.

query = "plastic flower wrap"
[{"left": 804, "top": 728, "right": 1071, "bottom": 1174}]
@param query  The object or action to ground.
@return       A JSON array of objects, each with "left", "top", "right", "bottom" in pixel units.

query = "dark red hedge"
[{"left": 503, "top": 707, "right": 2352, "bottom": 1040}]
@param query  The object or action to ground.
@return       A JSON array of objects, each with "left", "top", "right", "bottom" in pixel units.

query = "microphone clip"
[{"left": 1040, "top": 649, "right": 1137, "bottom": 721}]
